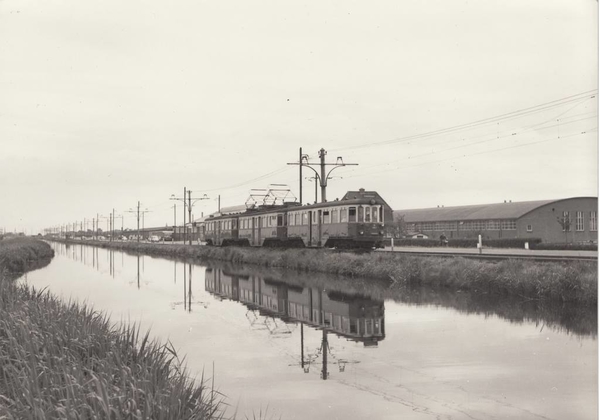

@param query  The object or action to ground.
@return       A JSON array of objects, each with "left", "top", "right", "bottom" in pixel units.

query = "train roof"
[{"left": 202, "top": 189, "right": 390, "bottom": 221}]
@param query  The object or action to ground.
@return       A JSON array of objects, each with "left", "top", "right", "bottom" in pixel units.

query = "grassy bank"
[
  {"left": 65, "top": 239, "right": 597, "bottom": 306},
  {"left": 0, "top": 238, "right": 225, "bottom": 419}
]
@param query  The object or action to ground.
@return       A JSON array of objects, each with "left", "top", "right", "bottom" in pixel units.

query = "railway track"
[{"left": 378, "top": 249, "right": 597, "bottom": 263}]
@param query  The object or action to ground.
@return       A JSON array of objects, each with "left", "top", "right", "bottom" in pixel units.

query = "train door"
[
  {"left": 258, "top": 216, "right": 262, "bottom": 245},
  {"left": 217, "top": 221, "right": 221, "bottom": 245},
  {"left": 317, "top": 209, "right": 322, "bottom": 246},
  {"left": 308, "top": 211, "right": 313, "bottom": 246}
]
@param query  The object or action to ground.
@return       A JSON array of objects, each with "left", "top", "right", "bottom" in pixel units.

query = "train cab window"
[
  {"left": 364, "top": 207, "right": 371, "bottom": 222},
  {"left": 371, "top": 206, "right": 379, "bottom": 223},
  {"left": 379, "top": 207, "right": 384, "bottom": 223},
  {"left": 294, "top": 213, "right": 299, "bottom": 226},
  {"left": 277, "top": 214, "right": 283, "bottom": 227},
  {"left": 357, "top": 206, "right": 364, "bottom": 222},
  {"left": 323, "top": 211, "right": 330, "bottom": 224},
  {"left": 348, "top": 207, "right": 356, "bottom": 222},
  {"left": 303, "top": 212, "right": 308, "bottom": 225},
  {"left": 340, "top": 208, "right": 348, "bottom": 222}
]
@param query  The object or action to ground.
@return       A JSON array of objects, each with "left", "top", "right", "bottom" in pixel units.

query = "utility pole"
[
  {"left": 299, "top": 147, "right": 303, "bottom": 204},
  {"left": 170, "top": 189, "right": 208, "bottom": 245},
  {"left": 288, "top": 148, "right": 358, "bottom": 203},
  {"left": 126, "top": 202, "right": 149, "bottom": 242},
  {"left": 173, "top": 204, "right": 176, "bottom": 229}
]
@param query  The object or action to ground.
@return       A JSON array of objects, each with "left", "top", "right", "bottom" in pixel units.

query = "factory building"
[{"left": 394, "top": 197, "right": 597, "bottom": 244}]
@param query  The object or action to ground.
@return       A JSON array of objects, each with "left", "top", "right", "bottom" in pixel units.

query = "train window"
[
  {"left": 341, "top": 208, "right": 348, "bottom": 222},
  {"left": 365, "top": 207, "right": 371, "bottom": 222},
  {"left": 332, "top": 209, "right": 338, "bottom": 223},
  {"left": 348, "top": 207, "right": 356, "bottom": 222},
  {"left": 277, "top": 214, "right": 283, "bottom": 226},
  {"left": 271, "top": 215, "right": 277, "bottom": 227},
  {"left": 303, "top": 212, "right": 308, "bottom": 225},
  {"left": 358, "top": 206, "right": 364, "bottom": 222},
  {"left": 287, "top": 214, "right": 292, "bottom": 226},
  {"left": 323, "top": 211, "right": 330, "bottom": 224},
  {"left": 312, "top": 211, "right": 316, "bottom": 223},
  {"left": 294, "top": 213, "right": 299, "bottom": 226}
]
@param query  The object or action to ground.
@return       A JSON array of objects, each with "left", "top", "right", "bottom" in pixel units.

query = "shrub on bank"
[
  {"left": 384, "top": 237, "right": 544, "bottom": 249},
  {"left": 0, "top": 237, "right": 54, "bottom": 274},
  {"left": 531, "top": 242, "right": 598, "bottom": 251}
]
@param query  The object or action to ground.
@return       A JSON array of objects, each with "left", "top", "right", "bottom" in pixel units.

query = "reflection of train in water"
[
  {"left": 200, "top": 189, "right": 393, "bottom": 249},
  {"left": 204, "top": 266, "right": 385, "bottom": 346}
]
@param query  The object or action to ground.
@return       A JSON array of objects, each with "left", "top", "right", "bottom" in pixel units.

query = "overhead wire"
[
  {"left": 329, "top": 89, "right": 597, "bottom": 153},
  {"left": 343, "top": 128, "right": 597, "bottom": 180}
]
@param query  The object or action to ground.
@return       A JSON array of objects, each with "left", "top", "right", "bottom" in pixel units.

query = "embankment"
[
  {"left": 61, "top": 239, "right": 597, "bottom": 306},
  {"left": 0, "top": 238, "right": 225, "bottom": 419}
]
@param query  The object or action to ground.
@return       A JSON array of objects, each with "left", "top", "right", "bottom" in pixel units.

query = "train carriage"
[{"left": 201, "top": 188, "right": 392, "bottom": 249}]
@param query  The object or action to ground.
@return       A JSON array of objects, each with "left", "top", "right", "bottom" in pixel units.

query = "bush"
[
  {"left": 384, "top": 237, "right": 545, "bottom": 249},
  {"left": 532, "top": 242, "right": 598, "bottom": 251}
]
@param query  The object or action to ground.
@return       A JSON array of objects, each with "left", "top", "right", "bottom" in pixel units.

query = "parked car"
[
  {"left": 163, "top": 236, "right": 173, "bottom": 242},
  {"left": 149, "top": 235, "right": 160, "bottom": 243}
]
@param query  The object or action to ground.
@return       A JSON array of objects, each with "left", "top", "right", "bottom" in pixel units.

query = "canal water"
[{"left": 20, "top": 242, "right": 597, "bottom": 420}]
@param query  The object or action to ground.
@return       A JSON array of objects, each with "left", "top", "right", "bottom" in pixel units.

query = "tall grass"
[
  {"left": 65, "top": 240, "right": 597, "bottom": 306},
  {"left": 0, "top": 238, "right": 226, "bottom": 419}
]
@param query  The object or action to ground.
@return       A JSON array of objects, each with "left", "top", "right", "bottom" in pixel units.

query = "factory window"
[
  {"left": 591, "top": 211, "right": 597, "bottom": 231},
  {"left": 348, "top": 207, "right": 357, "bottom": 222},
  {"left": 501, "top": 220, "right": 516, "bottom": 230},
  {"left": 340, "top": 208, "right": 348, "bottom": 223},
  {"left": 576, "top": 211, "right": 584, "bottom": 231},
  {"left": 527, "top": 224, "right": 533, "bottom": 232},
  {"left": 364, "top": 207, "right": 371, "bottom": 222},
  {"left": 323, "top": 211, "right": 330, "bottom": 224},
  {"left": 487, "top": 220, "right": 501, "bottom": 230}
]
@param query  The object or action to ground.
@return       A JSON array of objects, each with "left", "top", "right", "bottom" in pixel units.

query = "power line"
[
  {"left": 330, "top": 90, "right": 597, "bottom": 153},
  {"left": 343, "top": 128, "right": 597, "bottom": 179}
]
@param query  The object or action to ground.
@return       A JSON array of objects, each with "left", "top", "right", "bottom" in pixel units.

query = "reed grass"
[
  {"left": 0, "top": 238, "right": 226, "bottom": 419},
  {"left": 66, "top": 240, "right": 597, "bottom": 306}
]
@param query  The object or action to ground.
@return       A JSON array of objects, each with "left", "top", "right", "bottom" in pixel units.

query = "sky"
[{"left": 0, "top": 0, "right": 598, "bottom": 234}]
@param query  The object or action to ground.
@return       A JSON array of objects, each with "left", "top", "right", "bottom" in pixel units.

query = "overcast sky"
[{"left": 1, "top": 0, "right": 597, "bottom": 234}]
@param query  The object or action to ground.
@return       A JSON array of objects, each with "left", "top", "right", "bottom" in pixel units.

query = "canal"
[{"left": 20, "top": 242, "right": 597, "bottom": 420}]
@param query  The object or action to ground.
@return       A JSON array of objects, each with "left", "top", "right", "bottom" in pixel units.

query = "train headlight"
[
  {"left": 359, "top": 231, "right": 364, "bottom": 235},
  {"left": 379, "top": 230, "right": 384, "bottom": 235}
]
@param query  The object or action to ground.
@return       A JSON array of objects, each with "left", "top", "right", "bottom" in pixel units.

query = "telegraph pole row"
[{"left": 170, "top": 189, "right": 209, "bottom": 245}]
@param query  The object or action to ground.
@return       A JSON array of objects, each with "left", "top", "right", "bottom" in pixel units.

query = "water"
[{"left": 20, "top": 242, "right": 597, "bottom": 420}]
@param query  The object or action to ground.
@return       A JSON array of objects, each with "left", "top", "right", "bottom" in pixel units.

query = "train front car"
[{"left": 287, "top": 189, "right": 393, "bottom": 249}]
